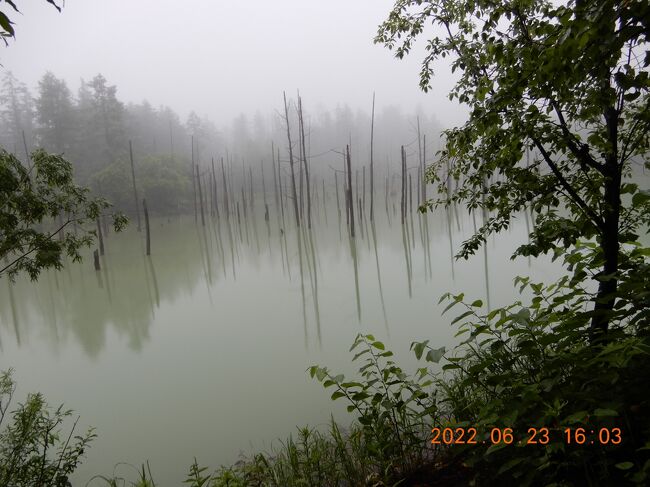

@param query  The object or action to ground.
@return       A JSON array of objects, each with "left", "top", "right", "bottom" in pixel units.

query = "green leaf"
[
  {"left": 486, "top": 442, "right": 509, "bottom": 455},
  {"left": 0, "top": 12, "right": 15, "bottom": 36},
  {"left": 411, "top": 340, "right": 429, "bottom": 360},
  {"left": 442, "top": 364, "right": 461, "bottom": 371},
  {"left": 564, "top": 411, "right": 589, "bottom": 424},
  {"left": 593, "top": 408, "right": 618, "bottom": 418},
  {"left": 615, "top": 462, "right": 634, "bottom": 470},
  {"left": 632, "top": 190, "right": 650, "bottom": 207},
  {"left": 451, "top": 310, "right": 473, "bottom": 326},
  {"left": 425, "top": 347, "right": 446, "bottom": 363}
]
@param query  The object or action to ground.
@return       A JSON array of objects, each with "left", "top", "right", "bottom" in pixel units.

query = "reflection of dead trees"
[
  {"left": 143, "top": 198, "right": 151, "bottom": 256},
  {"left": 346, "top": 145, "right": 355, "bottom": 238}
]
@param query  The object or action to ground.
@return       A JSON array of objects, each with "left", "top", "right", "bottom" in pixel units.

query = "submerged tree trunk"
[
  {"left": 211, "top": 157, "right": 220, "bottom": 219},
  {"left": 96, "top": 218, "right": 104, "bottom": 256},
  {"left": 283, "top": 92, "right": 300, "bottom": 228},
  {"left": 346, "top": 145, "right": 355, "bottom": 238},
  {"left": 221, "top": 157, "right": 229, "bottom": 220},
  {"left": 298, "top": 96, "right": 312, "bottom": 229},
  {"left": 143, "top": 198, "right": 151, "bottom": 256},
  {"left": 401, "top": 146, "right": 406, "bottom": 225},
  {"left": 191, "top": 136, "right": 198, "bottom": 224},
  {"left": 196, "top": 165, "right": 205, "bottom": 227}
]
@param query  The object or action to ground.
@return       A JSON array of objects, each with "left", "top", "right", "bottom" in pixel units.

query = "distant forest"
[{"left": 0, "top": 71, "right": 442, "bottom": 216}]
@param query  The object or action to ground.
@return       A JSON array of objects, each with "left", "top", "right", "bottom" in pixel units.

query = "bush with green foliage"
[
  {"left": 411, "top": 246, "right": 650, "bottom": 485},
  {"left": 0, "top": 369, "right": 96, "bottom": 487},
  {"left": 0, "top": 149, "right": 127, "bottom": 280},
  {"left": 90, "top": 154, "right": 192, "bottom": 216}
]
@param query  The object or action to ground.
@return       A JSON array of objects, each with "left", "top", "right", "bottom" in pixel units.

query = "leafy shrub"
[
  {"left": 409, "top": 242, "right": 650, "bottom": 485},
  {"left": 0, "top": 369, "right": 96, "bottom": 486},
  {"left": 308, "top": 333, "right": 440, "bottom": 481}
]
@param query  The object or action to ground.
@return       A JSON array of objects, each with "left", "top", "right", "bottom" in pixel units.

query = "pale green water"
[{"left": 0, "top": 201, "right": 561, "bottom": 485}]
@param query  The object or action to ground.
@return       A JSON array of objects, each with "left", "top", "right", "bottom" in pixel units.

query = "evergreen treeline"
[{"left": 0, "top": 71, "right": 441, "bottom": 216}]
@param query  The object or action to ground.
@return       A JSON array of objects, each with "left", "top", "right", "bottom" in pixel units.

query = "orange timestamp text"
[{"left": 431, "top": 427, "right": 622, "bottom": 446}]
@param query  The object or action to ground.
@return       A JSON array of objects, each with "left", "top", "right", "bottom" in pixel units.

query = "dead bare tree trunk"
[
  {"left": 409, "top": 173, "right": 413, "bottom": 214},
  {"left": 196, "top": 165, "right": 205, "bottom": 227},
  {"left": 221, "top": 157, "right": 230, "bottom": 220},
  {"left": 272, "top": 142, "right": 280, "bottom": 212},
  {"left": 335, "top": 172, "right": 341, "bottom": 215},
  {"left": 96, "top": 218, "right": 104, "bottom": 256},
  {"left": 283, "top": 92, "right": 300, "bottom": 228},
  {"left": 347, "top": 145, "right": 355, "bottom": 238},
  {"left": 143, "top": 198, "right": 151, "bottom": 256},
  {"left": 362, "top": 166, "right": 366, "bottom": 215},
  {"left": 211, "top": 157, "right": 220, "bottom": 219},
  {"left": 298, "top": 96, "right": 312, "bottom": 229},
  {"left": 191, "top": 136, "right": 198, "bottom": 224},
  {"left": 401, "top": 146, "right": 406, "bottom": 225},
  {"left": 249, "top": 166, "right": 254, "bottom": 210}
]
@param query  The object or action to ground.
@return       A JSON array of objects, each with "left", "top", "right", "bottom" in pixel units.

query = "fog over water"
[{"left": 2, "top": 0, "right": 466, "bottom": 127}]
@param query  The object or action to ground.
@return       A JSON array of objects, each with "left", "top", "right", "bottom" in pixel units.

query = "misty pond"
[{"left": 0, "top": 198, "right": 561, "bottom": 485}]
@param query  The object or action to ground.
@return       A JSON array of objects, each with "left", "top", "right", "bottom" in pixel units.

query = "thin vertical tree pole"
[
  {"left": 335, "top": 172, "right": 341, "bottom": 215},
  {"left": 272, "top": 142, "right": 280, "bottom": 211},
  {"left": 128, "top": 140, "right": 142, "bottom": 231},
  {"left": 278, "top": 157, "right": 286, "bottom": 225},
  {"left": 362, "top": 166, "right": 366, "bottom": 215},
  {"left": 343, "top": 153, "right": 349, "bottom": 227},
  {"left": 409, "top": 173, "right": 413, "bottom": 214},
  {"left": 93, "top": 249, "right": 100, "bottom": 270},
  {"left": 385, "top": 175, "right": 389, "bottom": 217},
  {"left": 370, "top": 92, "right": 375, "bottom": 221},
  {"left": 211, "top": 157, "right": 220, "bottom": 218},
  {"left": 143, "top": 198, "right": 151, "bottom": 255},
  {"left": 96, "top": 217, "right": 104, "bottom": 256},
  {"left": 298, "top": 96, "right": 312, "bottom": 229},
  {"left": 322, "top": 178, "right": 327, "bottom": 224},
  {"left": 283, "top": 92, "right": 300, "bottom": 228},
  {"left": 196, "top": 165, "right": 205, "bottom": 227},
  {"left": 242, "top": 166, "right": 248, "bottom": 217},
  {"left": 208, "top": 168, "right": 214, "bottom": 218},
  {"left": 262, "top": 161, "right": 270, "bottom": 223},
  {"left": 22, "top": 130, "right": 31, "bottom": 171},
  {"left": 261, "top": 160, "right": 267, "bottom": 208},
  {"left": 347, "top": 145, "right": 355, "bottom": 238},
  {"left": 355, "top": 169, "right": 359, "bottom": 209},
  {"left": 191, "top": 136, "right": 197, "bottom": 223},
  {"left": 401, "top": 146, "right": 406, "bottom": 225},
  {"left": 249, "top": 166, "right": 254, "bottom": 210},
  {"left": 221, "top": 157, "right": 230, "bottom": 220}
]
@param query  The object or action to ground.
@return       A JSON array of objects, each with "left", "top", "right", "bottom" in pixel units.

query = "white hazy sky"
[{"left": 2, "top": 0, "right": 465, "bottom": 126}]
